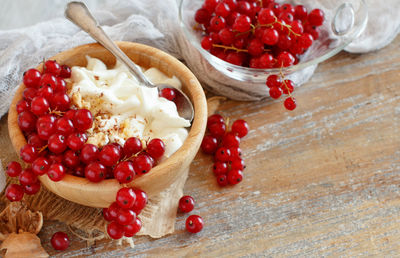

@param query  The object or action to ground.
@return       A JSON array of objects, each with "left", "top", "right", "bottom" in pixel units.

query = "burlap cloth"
[{"left": 0, "top": 96, "right": 222, "bottom": 243}]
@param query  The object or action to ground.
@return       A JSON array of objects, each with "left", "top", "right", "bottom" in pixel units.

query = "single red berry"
[
  {"left": 28, "top": 133, "right": 46, "bottom": 148},
  {"left": 64, "top": 109, "right": 76, "bottom": 120},
  {"left": 237, "top": 1, "right": 251, "bottom": 15},
  {"left": 20, "top": 144, "right": 38, "bottom": 163},
  {"left": 294, "top": 5, "right": 307, "bottom": 20},
  {"left": 18, "top": 111, "right": 37, "bottom": 132},
  {"left": 231, "top": 119, "right": 249, "bottom": 138},
  {"left": 308, "top": 8, "right": 324, "bottom": 26},
  {"left": 37, "top": 85, "right": 54, "bottom": 100},
  {"left": 60, "top": 65, "right": 72, "bottom": 78},
  {"left": 284, "top": 97, "right": 296, "bottom": 110},
  {"left": 194, "top": 8, "right": 211, "bottom": 24},
  {"left": 215, "top": 147, "right": 231, "bottom": 162},
  {"left": 160, "top": 88, "right": 176, "bottom": 101},
  {"left": 123, "top": 137, "right": 142, "bottom": 157},
  {"left": 116, "top": 208, "right": 136, "bottom": 226},
  {"left": 47, "top": 163, "right": 66, "bottom": 182},
  {"left": 44, "top": 60, "right": 61, "bottom": 76},
  {"left": 217, "top": 174, "right": 228, "bottom": 186},
  {"left": 63, "top": 150, "right": 80, "bottom": 168},
  {"left": 298, "top": 33, "right": 313, "bottom": 49},
  {"left": 5, "top": 184, "right": 24, "bottom": 202},
  {"left": 73, "top": 109, "right": 93, "bottom": 132},
  {"left": 23, "top": 69, "right": 41, "bottom": 88},
  {"left": 279, "top": 11, "right": 294, "bottom": 23},
  {"left": 222, "top": 132, "right": 241, "bottom": 148},
  {"left": 84, "top": 162, "right": 106, "bottom": 183},
  {"left": 227, "top": 169, "right": 243, "bottom": 185},
  {"left": 107, "top": 221, "right": 125, "bottom": 239},
  {"left": 23, "top": 181, "right": 41, "bottom": 195},
  {"left": 231, "top": 159, "right": 246, "bottom": 170},
  {"left": 186, "top": 215, "right": 204, "bottom": 233},
  {"left": 281, "top": 80, "right": 294, "bottom": 94},
  {"left": 79, "top": 144, "right": 99, "bottom": 164},
  {"left": 210, "top": 16, "right": 226, "bottom": 32},
  {"left": 201, "top": 36, "right": 213, "bottom": 50},
  {"left": 23, "top": 88, "right": 38, "bottom": 102},
  {"left": 248, "top": 38, "right": 264, "bottom": 56},
  {"left": 19, "top": 168, "right": 38, "bottom": 186},
  {"left": 266, "top": 75, "right": 281, "bottom": 88},
  {"left": 226, "top": 52, "right": 244, "bottom": 66},
  {"left": 262, "top": 28, "right": 279, "bottom": 46},
  {"left": 277, "top": 51, "right": 295, "bottom": 67},
  {"left": 51, "top": 92, "right": 70, "bottom": 111},
  {"left": 124, "top": 218, "right": 142, "bottom": 237},
  {"left": 131, "top": 189, "right": 148, "bottom": 213},
  {"left": 6, "top": 161, "right": 22, "bottom": 177},
  {"left": 99, "top": 144, "right": 121, "bottom": 166},
  {"left": 258, "top": 8, "right": 275, "bottom": 24},
  {"left": 207, "top": 114, "right": 225, "bottom": 128},
  {"left": 103, "top": 208, "right": 113, "bottom": 222},
  {"left": 259, "top": 53, "right": 275, "bottom": 68},
  {"left": 39, "top": 73, "right": 57, "bottom": 90},
  {"left": 51, "top": 232, "right": 70, "bottom": 251},
  {"left": 146, "top": 138, "right": 165, "bottom": 159},
  {"left": 113, "top": 161, "right": 135, "bottom": 183},
  {"left": 116, "top": 187, "right": 136, "bottom": 209},
  {"left": 48, "top": 154, "right": 63, "bottom": 164},
  {"left": 268, "top": 2, "right": 281, "bottom": 15},
  {"left": 179, "top": 195, "right": 195, "bottom": 213},
  {"left": 55, "top": 117, "right": 74, "bottom": 136},
  {"left": 55, "top": 77, "right": 67, "bottom": 93},
  {"left": 133, "top": 155, "right": 152, "bottom": 175},
  {"left": 108, "top": 202, "right": 120, "bottom": 221},
  {"left": 201, "top": 135, "right": 218, "bottom": 154},
  {"left": 32, "top": 157, "right": 50, "bottom": 176},
  {"left": 269, "top": 86, "right": 282, "bottom": 99},
  {"left": 218, "top": 28, "right": 235, "bottom": 45},
  {"left": 291, "top": 20, "right": 304, "bottom": 34},
  {"left": 16, "top": 99, "right": 30, "bottom": 114},
  {"left": 229, "top": 147, "right": 242, "bottom": 159},
  {"left": 48, "top": 134, "right": 67, "bottom": 154},
  {"left": 233, "top": 15, "right": 251, "bottom": 32},
  {"left": 277, "top": 33, "right": 293, "bottom": 50},
  {"left": 36, "top": 114, "right": 56, "bottom": 140},
  {"left": 209, "top": 122, "right": 226, "bottom": 139},
  {"left": 281, "top": 3, "right": 295, "bottom": 14},
  {"left": 213, "top": 161, "right": 228, "bottom": 176},
  {"left": 73, "top": 165, "right": 85, "bottom": 177},
  {"left": 66, "top": 132, "right": 87, "bottom": 151},
  {"left": 215, "top": 2, "right": 231, "bottom": 17}
]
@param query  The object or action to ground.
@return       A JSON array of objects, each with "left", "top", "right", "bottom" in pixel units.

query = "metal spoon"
[{"left": 65, "top": 1, "right": 194, "bottom": 121}]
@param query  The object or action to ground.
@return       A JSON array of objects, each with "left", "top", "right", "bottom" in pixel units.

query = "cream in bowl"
[{"left": 69, "top": 56, "right": 191, "bottom": 158}]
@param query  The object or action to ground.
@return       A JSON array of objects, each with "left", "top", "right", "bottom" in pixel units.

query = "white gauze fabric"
[{"left": 0, "top": 0, "right": 399, "bottom": 117}]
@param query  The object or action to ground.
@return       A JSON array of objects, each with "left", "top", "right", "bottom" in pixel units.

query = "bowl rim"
[
  {"left": 8, "top": 41, "right": 208, "bottom": 207},
  {"left": 178, "top": 0, "right": 368, "bottom": 75}
]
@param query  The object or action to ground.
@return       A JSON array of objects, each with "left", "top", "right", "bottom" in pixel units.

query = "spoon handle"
[{"left": 65, "top": 1, "right": 154, "bottom": 87}]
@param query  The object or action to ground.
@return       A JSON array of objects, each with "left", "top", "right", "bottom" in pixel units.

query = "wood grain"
[{"left": 2, "top": 35, "right": 400, "bottom": 257}]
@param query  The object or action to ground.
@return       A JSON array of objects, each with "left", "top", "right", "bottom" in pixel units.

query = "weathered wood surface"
[{"left": 1, "top": 35, "right": 400, "bottom": 257}]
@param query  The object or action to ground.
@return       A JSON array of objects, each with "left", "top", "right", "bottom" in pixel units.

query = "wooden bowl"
[{"left": 8, "top": 42, "right": 207, "bottom": 208}]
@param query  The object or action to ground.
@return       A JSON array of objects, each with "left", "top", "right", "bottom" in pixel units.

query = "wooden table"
[{"left": 1, "top": 35, "right": 400, "bottom": 257}]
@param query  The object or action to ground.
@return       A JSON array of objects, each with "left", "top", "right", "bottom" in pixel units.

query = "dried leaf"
[
  {"left": 0, "top": 202, "right": 43, "bottom": 241},
  {"left": 0, "top": 232, "right": 48, "bottom": 258}
]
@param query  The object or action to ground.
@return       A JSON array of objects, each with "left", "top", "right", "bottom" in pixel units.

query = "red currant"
[
  {"left": 47, "top": 163, "right": 66, "bottom": 182},
  {"left": 99, "top": 144, "right": 121, "bottom": 166},
  {"left": 60, "top": 65, "right": 72, "bottom": 78},
  {"left": 66, "top": 132, "right": 87, "bottom": 151},
  {"left": 179, "top": 195, "right": 195, "bottom": 213},
  {"left": 269, "top": 86, "right": 282, "bottom": 99},
  {"left": 258, "top": 8, "right": 275, "bottom": 24},
  {"left": 51, "top": 92, "right": 70, "bottom": 111},
  {"left": 107, "top": 221, "right": 125, "bottom": 239},
  {"left": 201, "top": 135, "right": 218, "bottom": 154},
  {"left": 215, "top": 2, "right": 231, "bottom": 18},
  {"left": 186, "top": 215, "right": 204, "bottom": 233},
  {"left": 44, "top": 60, "right": 61, "bottom": 76},
  {"left": 284, "top": 97, "right": 296, "bottom": 110},
  {"left": 209, "top": 122, "right": 226, "bottom": 139},
  {"left": 48, "top": 134, "right": 67, "bottom": 154},
  {"left": 266, "top": 75, "right": 281, "bottom": 88},
  {"left": 160, "top": 88, "right": 176, "bottom": 101},
  {"left": 37, "top": 85, "right": 54, "bottom": 99},
  {"left": 124, "top": 218, "right": 142, "bottom": 237},
  {"left": 63, "top": 150, "right": 80, "bottom": 168},
  {"left": 195, "top": 8, "right": 211, "bottom": 24},
  {"left": 217, "top": 174, "right": 228, "bottom": 186},
  {"left": 210, "top": 16, "right": 226, "bottom": 32},
  {"left": 116, "top": 208, "right": 136, "bottom": 225},
  {"left": 294, "top": 5, "right": 307, "bottom": 20},
  {"left": 32, "top": 157, "right": 50, "bottom": 176},
  {"left": 51, "top": 232, "right": 70, "bottom": 251},
  {"left": 231, "top": 158, "right": 245, "bottom": 170},
  {"left": 5, "top": 184, "right": 24, "bottom": 202},
  {"left": 23, "top": 69, "right": 41, "bottom": 88},
  {"left": 18, "top": 111, "right": 37, "bottom": 132},
  {"left": 131, "top": 189, "right": 148, "bottom": 213},
  {"left": 215, "top": 147, "right": 231, "bottom": 162},
  {"left": 20, "top": 144, "right": 38, "bottom": 163},
  {"left": 133, "top": 155, "right": 153, "bottom": 175},
  {"left": 16, "top": 99, "right": 30, "bottom": 113},
  {"left": 201, "top": 36, "right": 213, "bottom": 50},
  {"left": 233, "top": 15, "right": 251, "bottom": 32},
  {"left": 36, "top": 114, "right": 56, "bottom": 140},
  {"left": 116, "top": 187, "right": 136, "bottom": 209},
  {"left": 123, "top": 137, "right": 142, "bottom": 157},
  {"left": 231, "top": 119, "right": 249, "bottom": 138},
  {"left": 19, "top": 168, "right": 38, "bottom": 186},
  {"left": 113, "top": 161, "right": 135, "bottom": 183},
  {"left": 73, "top": 109, "right": 93, "bottom": 132},
  {"left": 39, "top": 73, "right": 57, "bottom": 90},
  {"left": 6, "top": 161, "right": 22, "bottom": 177},
  {"left": 222, "top": 132, "right": 240, "bottom": 147},
  {"left": 308, "top": 9, "right": 324, "bottom": 26},
  {"left": 146, "top": 138, "right": 165, "bottom": 159},
  {"left": 55, "top": 117, "right": 74, "bottom": 135},
  {"left": 227, "top": 169, "right": 243, "bottom": 185},
  {"left": 28, "top": 133, "right": 46, "bottom": 148},
  {"left": 108, "top": 202, "right": 120, "bottom": 221},
  {"left": 24, "top": 181, "right": 41, "bottom": 195},
  {"left": 23, "top": 88, "right": 38, "bottom": 102},
  {"left": 84, "top": 162, "right": 106, "bottom": 182},
  {"left": 213, "top": 161, "right": 228, "bottom": 176},
  {"left": 79, "top": 144, "right": 99, "bottom": 164}
]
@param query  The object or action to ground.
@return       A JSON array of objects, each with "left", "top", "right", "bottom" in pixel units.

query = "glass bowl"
[{"left": 178, "top": 0, "right": 368, "bottom": 100}]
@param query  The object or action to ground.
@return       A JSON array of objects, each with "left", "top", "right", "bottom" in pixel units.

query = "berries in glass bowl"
[{"left": 179, "top": 0, "right": 368, "bottom": 102}]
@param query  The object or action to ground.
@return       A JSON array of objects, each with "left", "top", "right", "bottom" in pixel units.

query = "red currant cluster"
[
  {"left": 194, "top": 0, "right": 324, "bottom": 110},
  {"left": 266, "top": 73, "right": 296, "bottom": 110},
  {"left": 178, "top": 195, "right": 204, "bottom": 233},
  {"left": 5, "top": 59, "right": 172, "bottom": 245},
  {"left": 102, "top": 187, "right": 147, "bottom": 239},
  {"left": 200, "top": 114, "right": 249, "bottom": 186}
]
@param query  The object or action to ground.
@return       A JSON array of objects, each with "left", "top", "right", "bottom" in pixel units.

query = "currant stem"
[{"left": 212, "top": 44, "right": 249, "bottom": 53}]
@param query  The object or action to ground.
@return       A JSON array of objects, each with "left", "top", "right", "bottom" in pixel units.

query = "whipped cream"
[{"left": 68, "top": 56, "right": 190, "bottom": 158}]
